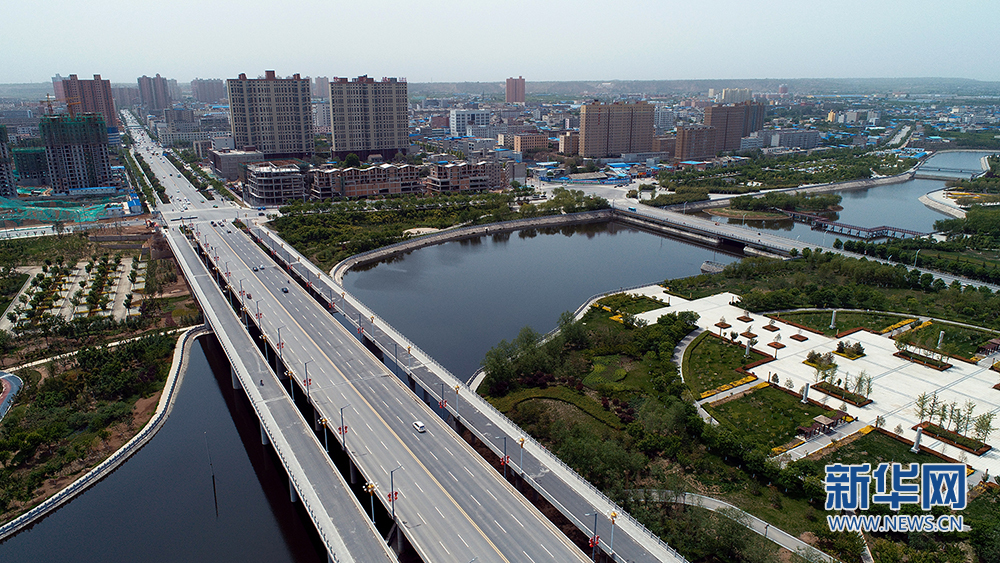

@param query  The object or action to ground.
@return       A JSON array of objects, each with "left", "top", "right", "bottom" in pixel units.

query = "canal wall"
[
  {"left": 664, "top": 171, "right": 916, "bottom": 214},
  {"left": 332, "top": 210, "right": 613, "bottom": 283},
  {"left": 0, "top": 324, "right": 208, "bottom": 541}
]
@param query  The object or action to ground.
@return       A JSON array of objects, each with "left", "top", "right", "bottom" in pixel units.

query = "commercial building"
[
  {"left": 505, "top": 76, "right": 525, "bottom": 104},
  {"left": 137, "top": 74, "right": 172, "bottom": 111},
  {"left": 704, "top": 102, "right": 766, "bottom": 153},
  {"left": 719, "top": 88, "right": 753, "bottom": 104},
  {"left": 60, "top": 74, "right": 118, "bottom": 127},
  {"left": 764, "top": 128, "right": 820, "bottom": 149},
  {"left": 0, "top": 126, "right": 15, "bottom": 196},
  {"left": 311, "top": 163, "right": 423, "bottom": 199},
  {"left": 578, "top": 101, "right": 653, "bottom": 158},
  {"left": 243, "top": 160, "right": 306, "bottom": 206},
  {"left": 425, "top": 160, "right": 507, "bottom": 193},
  {"left": 675, "top": 124, "right": 717, "bottom": 161},
  {"left": 227, "top": 70, "right": 314, "bottom": 160},
  {"left": 449, "top": 109, "right": 490, "bottom": 137},
  {"left": 191, "top": 78, "right": 226, "bottom": 103},
  {"left": 329, "top": 76, "right": 409, "bottom": 161},
  {"left": 40, "top": 114, "right": 115, "bottom": 193}
]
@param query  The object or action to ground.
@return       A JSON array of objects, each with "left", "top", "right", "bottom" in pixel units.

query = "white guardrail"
[
  {"left": 0, "top": 325, "right": 206, "bottom": 542},
  {"left": 252, "top": 224, "right": 690, "bottom": 563}
]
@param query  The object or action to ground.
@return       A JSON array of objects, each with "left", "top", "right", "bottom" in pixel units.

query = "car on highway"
[
  {"left": 253, "top": 267, "right": 258, "bottom": 272},
  {"left": 412, "top": 421, "right": 426, "bottom": 433},
  {"left": 281, "top": 287, "right": 289, "bottom": 293}
]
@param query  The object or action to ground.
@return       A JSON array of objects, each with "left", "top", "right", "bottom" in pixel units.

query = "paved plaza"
[{"left": 622, "top": 286, "right": 1000, "bottom": 481}]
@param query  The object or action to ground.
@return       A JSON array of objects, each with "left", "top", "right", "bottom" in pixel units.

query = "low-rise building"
[
  {"left": 311, "top": 163, "right": 423, "bottom": 199},
  {"left": 513, "top": 134, "right": 548, "bottom": 153},
  {"left": 210, "top": 149, "right": 264, "bottom": 181},
  {"left": 243, "top": 161, "right": 306, "bottom": 207},
  {"left": 558, "top": 132, "right": 579, "bottom": 155},
  {"left": 424, "top": 161, "right": 507, "bottom": 193}
]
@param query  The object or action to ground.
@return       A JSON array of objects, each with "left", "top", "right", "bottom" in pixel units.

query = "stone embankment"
[
  {"left": 332, "top": 210, "right": 612, "bottom": 283},
  {"left": 0, "top": 325, "right": 208, "bottom": 541}
]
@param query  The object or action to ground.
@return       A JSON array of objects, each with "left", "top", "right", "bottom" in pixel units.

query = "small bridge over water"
[
  {"left": 914, "top": 165, "right": 985, "bottom": 181},
  {"left": 781, "top": 210, "right": 927, "bottom": 240}
]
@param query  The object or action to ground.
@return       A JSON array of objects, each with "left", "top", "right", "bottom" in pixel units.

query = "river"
[{"left": 0, "top": 151, "right": 992, "bottom": 561}]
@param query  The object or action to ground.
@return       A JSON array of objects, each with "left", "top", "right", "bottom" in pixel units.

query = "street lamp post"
[
  {"left": 389, "top": 465, "right": 403, "bottom": 523},
  {"left": 497, "top": 436, "right": 509, "bottom": 480},
  {"left": 319, "top": 417, "right": 329, "bottom": 451},
  {"left": 454, "top": 385, "right": 460, "bottom": 420},
  {"left": 364, "top": 482, "right": 377, "bottom": 522},
  {"left": 303, "top": 360, "right": 313, "bottom": 404},
  {"left": 339, "top": 403, "right": 351, "bottom": 451},
  {"left": 608, "top": 511, "right": 617, "bottom": 558},
  {"left": 585, "top": 512, "right": 600, "bottom": 561},
  {"left": 439, "top": 382, "right": 446, "bottom": 410},
  {"left": 518, "top": 437, "right": 526, "bottom": 476}
]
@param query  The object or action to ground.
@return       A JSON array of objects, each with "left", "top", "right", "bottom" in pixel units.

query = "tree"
[
  {"left": 344, "top": 153, "right": 361, "bottom": 168},
  {"left": 973, "top": 412, "right": 996, "bottom": 442}
]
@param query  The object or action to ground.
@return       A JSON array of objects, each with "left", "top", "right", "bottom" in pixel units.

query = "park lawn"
[
  {"left": 595, "top": 293, "right": 670, "bottom": 316},
  {"left": 776, "top": 310, "right": 909, "bottom": 337},
  {"left": 488, "top": 385, "right": 623, "bottom": 429},
  {"left": 705, "top": 386, "right": 831, "bottom": 449},
  {"left": 683, "top": 332, "right": 768, "bottom": 395},
  {"left": 0, "top": 272, "right": 29, "bottom": 315},
  {"left": 904, "top": 320, "right": 996, "bottom": 359},
  {"left": 920, "top": 248, "right": 1000, "bottom": 270},
  {"left": 819, "top": 430, "right": 932, "bottom": 467}
]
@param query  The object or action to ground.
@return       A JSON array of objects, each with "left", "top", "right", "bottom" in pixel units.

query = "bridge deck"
[{"left": 167, "top": 229, "right": 398, "bottom": 563}]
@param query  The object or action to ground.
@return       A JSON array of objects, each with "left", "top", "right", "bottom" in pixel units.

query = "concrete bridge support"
[
  {"left": 261, "top": 423, "right": 270, "bottom": 446},
  {"left": 231, "top": 366, "right": 240, "bottom": 390},
  {"left": 290, "top": 480, "right": 298, "bottom": 503}
]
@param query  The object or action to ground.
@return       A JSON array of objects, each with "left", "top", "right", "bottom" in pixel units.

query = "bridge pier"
[
  {"left": 386, "top": 523, "right": 406, "bottom": 557},
  {"left": 260, "top": 423, "right": 269, "bottom": 446},
  {"left": 231, "top": 366, "right": 240, "bottom": 390},
  {"left": 349, "top": 459, "right": 359, "bottom": 485},
  {"left": 289, "top": 479, "right": 298, "bottom": 503}
]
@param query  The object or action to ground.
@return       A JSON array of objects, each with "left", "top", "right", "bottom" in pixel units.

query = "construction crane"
[{"left": 38, "top": 94, "right": 81, "bottom": 117}]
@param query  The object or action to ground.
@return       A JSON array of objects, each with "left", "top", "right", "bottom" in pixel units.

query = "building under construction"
[{"left": 40, "top": 114, "right": 115, "bottom": 194}]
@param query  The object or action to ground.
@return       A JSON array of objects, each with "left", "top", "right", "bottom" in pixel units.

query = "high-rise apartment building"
[
  {"left": 227, "top": 70, "right": 314, "bottom": 160},
  {"left": 60, "top": 74, "right": 118, "bottom": 127},
  {"left": 704, "top": 102, "right": 766, "bottom": 153},
  {"left": 329, "top": 76, "right": 409, "bottom": 161},
  {"left": 138, "top": 74, "right": 172, "bottom": 111},
  {"left": 578, "top": 101, "right": 653, "bottom": 158},
  {"left": 653, "top": 105, "right": 676, "bottom": 133},
  {"left": 52, "top": 74, "right": 67, "bottom": 102},
  {"left": 40, "top": 114, "right": 114, "bottom": 193},
  {"left": 675, "top": 124, "right": 716, "bottom": 161},
  {"left": 312, "top": 76, "right": 330, "bottom": 98},
  {"left": 449, "top": 109, "right": 490, "bottom": 137},
  {"left": 191, "top": 78, "right": 226, "bottom": 103},
  {"left": 505, "top": 76, "right": 525, "bottom": 104},
  {"left": 0, "top": 126, "right": 15, "bottom": 197}
]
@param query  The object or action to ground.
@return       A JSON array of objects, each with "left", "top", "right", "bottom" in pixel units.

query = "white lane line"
[
  {"left": 414, "top": 480, "right": 424, "bottom": 493},
  {"left": 429, "top": 450, "right": 439, "bottom": 461},
  {"left": 522, "top": 550, "right": 537, "bottom": 563},
  {"left": 494, "top": 520, "right": 507, "bottom": 534},
  {"left": 541, "top": 544, "right": 554, "bottom": 558},
  {"left": 464, "top": 466, "right": 474, "bottom": 477},
  {"left": 470, "top": 495, "right": 481, "bottom": 506},
  {"left": 486, "top": 489, "right": 498, "bottom": 502},
  {"left": 458, "top": 534, "right": 469, "bottom": 548},
  {"left": 447, "top": 470, "right": 458, "bottom": 481},
  {"left": 438, "top": 541, "right": 451, "bottom": 556},
  {"left": 435, "top": 506, "right": 445, "bottom": 519},
  {"left": 380, "top": 440, "right": 388, "bottom": 450}
]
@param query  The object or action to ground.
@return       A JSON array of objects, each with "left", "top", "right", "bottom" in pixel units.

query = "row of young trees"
[{"left": 913, "top": 391, "right": 996, "bottom": 442}]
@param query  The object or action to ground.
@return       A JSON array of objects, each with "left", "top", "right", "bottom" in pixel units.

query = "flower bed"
[
  {"left": 812, "top": 381, "right": 872, "bottom": 407},
  {"left": 914, "top": 422, "right": 992, "bottom": 456},
  {"left": 832, "top": 350, "right": 865, "bottom": 361},
  {"left": 893, "top": 350, "right": 952, "bottom": 371}
]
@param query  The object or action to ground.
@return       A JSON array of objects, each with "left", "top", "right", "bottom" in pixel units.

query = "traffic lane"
[
  {"left": 208, "top": 230, "right": 587, "bottom": 561},
  {"left": 204, "top": 232, "right": 527, "bottom": 562}
]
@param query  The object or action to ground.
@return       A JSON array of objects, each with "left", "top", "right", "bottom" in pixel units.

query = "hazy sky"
[{"left": 4, "top": 0, "right": 998, "bottom": 84}]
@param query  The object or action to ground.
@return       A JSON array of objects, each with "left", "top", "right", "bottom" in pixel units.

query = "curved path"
[{"left": 0, "top": 325, "right": 208, "bottom": 541}]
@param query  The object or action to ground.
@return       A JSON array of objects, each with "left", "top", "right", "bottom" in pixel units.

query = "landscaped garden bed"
[
  {"left": 914, "top": 422, "right": 992, "bottom": 456},
  {"left": 812, "top": 381, "right": 872, "bottom": 407},
  {"left": 771, "top": 310, "right": 911, "bottom": 337},
  {"left": 893, "top": 350, "right": 952, "bottom": 371}
]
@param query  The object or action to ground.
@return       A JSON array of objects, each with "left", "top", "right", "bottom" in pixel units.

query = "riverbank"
[
  {"left": 331, "top": 209, "right": 613, "bottom": 283},
  {"left": 0, "top": 324, "right": 207, "bottom": 540}
]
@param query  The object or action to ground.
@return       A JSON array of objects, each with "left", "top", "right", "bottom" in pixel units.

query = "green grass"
[
  {"left": 583, "top": 354, "right": 629, "bottom": 388},
  {"left": 776, "top": 310, "right": 909, "bottom": 337},
  {"left": 595, "top": 293, "right": 669, "bottom": 316},
  {"left": 488, "top": 386, "right": 623, "bottom": 429},
  {"left": 705, "top": 386, "right": 831, "bottom": 449},
  {"left": 0, "top": 272, "right": 29, "bottom": 315},
  {"left": 905, "top": 320, "right": 997, "bottom": 358},
  {"left": 684, "top": 332, "right": 767, "bottom": 395},
  {"left": 821, "top": 430, "right": 932, "bottom": 467}
]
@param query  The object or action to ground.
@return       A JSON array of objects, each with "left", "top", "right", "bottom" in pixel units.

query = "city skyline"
[{"left": 3, "top": 0, "right": 998, "bottom": 84}]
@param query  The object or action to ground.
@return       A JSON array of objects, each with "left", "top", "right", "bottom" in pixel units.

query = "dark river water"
[{"left": 0, "top": 151, "right": 992, "bottom": 561}]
